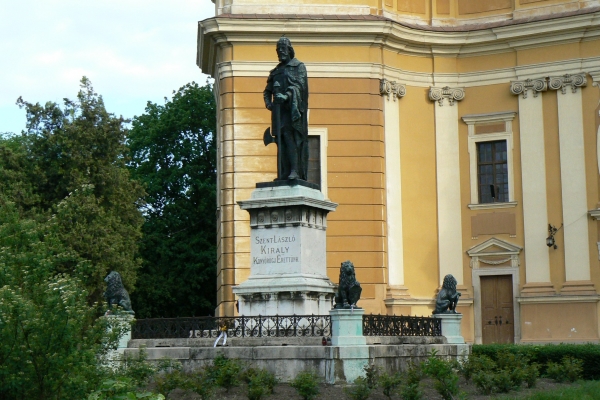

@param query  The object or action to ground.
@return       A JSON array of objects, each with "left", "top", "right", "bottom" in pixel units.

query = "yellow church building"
[{"left": 197, "top": 0, "right": 600, "bottom": 344}]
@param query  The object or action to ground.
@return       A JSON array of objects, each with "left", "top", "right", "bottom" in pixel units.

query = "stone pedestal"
[
  {"left": 436, "top": 313, "right": 465, "bottom": 344},
  {"left": 330, "top": 308, "right": 367, "bottom": 346},
  {"left": 104, "top": 314, "right": 134, "bottom": 366},
  {"left": 234, "top": 181, "right": 337, "bottom": 315},
  {"left": 330, "top": 308, "right": 369, "bottom": 382}
]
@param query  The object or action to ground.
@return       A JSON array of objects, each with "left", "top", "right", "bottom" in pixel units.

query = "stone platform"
[
  {"left": 124, "top": 340, "right": 470, "bottom": 384},
  {"left": 234, "top": 181, "right": 338, "bottom": 315}
]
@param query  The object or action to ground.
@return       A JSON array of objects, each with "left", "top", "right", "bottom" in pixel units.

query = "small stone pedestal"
[
  {"left": 330, "top": 308, "right": 367, "bottom": 346},
  {"left": 104, "top": 314, "right": 134, "bottom": 366},
  {"left": 436, "top": 313, "right": 465, "bottom": 344},
  {"left": 234, "top": 181, "right": 337, "bottom": 315},
  {"left": 330, "top": 308, "right": 369, "bottom": 383}
]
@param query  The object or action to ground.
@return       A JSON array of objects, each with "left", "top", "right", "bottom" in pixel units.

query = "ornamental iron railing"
[
  {"left": 362, "top": 314, "right": 442, "bottom": 337},
  {"left": 131, "top": 314, "right": 332, "bottom": 340}
]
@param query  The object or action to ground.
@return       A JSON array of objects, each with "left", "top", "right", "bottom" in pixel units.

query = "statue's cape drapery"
[{"left": 284, "top": 58, "right": 308, "bottom": 136}]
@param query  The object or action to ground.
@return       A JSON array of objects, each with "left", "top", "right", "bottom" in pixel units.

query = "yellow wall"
[{"left": 204, "top": 8, "right": 600, "bottom": 343}]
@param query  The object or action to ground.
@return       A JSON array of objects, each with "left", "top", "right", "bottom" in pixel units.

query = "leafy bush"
[
  {"left": 546, "top": 356, "right": 584, "bottom": 383},
  {"left": 472, "top": 371, "right": 495, "bottom": 395},
  {"left": 363, "top": 363, "right": 380, "bottom": 389},
  {"left": 467, "top": 350, "right": 534, "bottom": 394},
  {"left": 344, "top": 376, "right": 371, "bottom": 400},
  {"left": 290, "top": 370, "right": 321, "bottom": 400},
  {"left": 422, "top": 351, "right": 461, "bottom": 400},
  {"left": 473, "top": 343, "right": 600, "bottom": 380},
  {"left": 88, "top": 378, "right": 165, "bottom": 400},
  {"left": 378, "top": 371, "right": 402, "bottom": 400},
  {"left": 186, "top": 370, "right": 215, "bottom": 400},
  {"left": 242, "top": 367, "right": 278, "bottom": 399},
  {"left": 458, "top": 354, "right": 495, "bottom": 381},
  {"left": 492, "top": 369, "right": 513, "bottom": 393},
  {"left": 115, "top": 349, "right": 159, "bottom": 388},
  {"left": 208, "top": 355, "right": 242, "bottom": 392},
  {"left": 397, "top": 361, "right": 424, "bottom": 400},
  {"left": 0, "top": 201, "right": 129, "bottom": 400},
  {"left": 523, "top": 363, "right": 540, "bottom": 388},
  {"left": 399, "top": 382, "right": 422, "bottom": 400}
]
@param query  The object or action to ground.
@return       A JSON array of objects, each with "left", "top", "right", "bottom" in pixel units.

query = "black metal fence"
[
  {"left": 362, "top": 314, "right": 442, "bottom": 337},
  {"left": 132, "top": 314, "right": 442, "bottom": 340},
  {"left": 132, "top": 314, "right": 332, "bottom": 340}
]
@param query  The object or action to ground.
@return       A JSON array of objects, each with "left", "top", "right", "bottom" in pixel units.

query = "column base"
[
  {"left": 560, "top": 281, "right": 597, "bottom": 296},
  {"left": 521, "top": 282, "right": 557, "bottom": 297},
  {"left": 384, "top": 285, "right": 412, "bottom": 315}
]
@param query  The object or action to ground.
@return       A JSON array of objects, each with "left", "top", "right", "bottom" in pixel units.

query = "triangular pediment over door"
[{"left": 467, "top": 238, "right": 522, "bottom": 269}]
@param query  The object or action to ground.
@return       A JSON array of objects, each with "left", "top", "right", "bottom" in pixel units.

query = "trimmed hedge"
[{"left": 472, "top": 344, "right": 600, "bottom": 380}]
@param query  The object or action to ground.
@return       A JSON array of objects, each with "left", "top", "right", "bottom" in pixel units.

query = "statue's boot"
[{"left": 288, "top": 170, "right": 299, "bottom": 180}]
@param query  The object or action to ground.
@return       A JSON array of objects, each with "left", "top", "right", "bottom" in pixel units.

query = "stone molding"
[
  {"left": 467, "top": 237, "right": 522, "bottom": 270},
  {"left": 379, "top": 79, "right": 406, "bottom": 101},
  {"left": 548, "top": 73, "right": 588, "bottom": 94},
  {"left": 429, "top": 86, "right": 465, "bottom": 106},
  {"left": 510, "top": 78, "right": 548, "bottom": 98},
  {"left": 250, "top": 206, "right": 328, "bottom": 230}
]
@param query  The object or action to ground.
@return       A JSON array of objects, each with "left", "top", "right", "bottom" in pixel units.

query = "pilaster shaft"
[
  {"left": 429, "top": 86, "right": 464, "bottom": 284},
  {"left": 381, "top": 79, "right": 406, "bottom": 287},
  {"left": 510, "top": 80, "right": 552, "bottom": 286},
  {"left": 551, "top": 74, "right": 591, "bottom": 282}
]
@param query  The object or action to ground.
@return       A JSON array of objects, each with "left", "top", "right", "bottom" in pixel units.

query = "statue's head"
[
  {"left": 442, "top": 274, "right": 457, "bottom": 291},
  {"left": 276, "top": 36, "right": 295, "bottom": 63}
]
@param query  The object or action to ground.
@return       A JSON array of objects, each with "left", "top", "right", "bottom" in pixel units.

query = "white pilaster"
[
  {"left": 510, "top": 79, "right": 552, "bottom": 285},
  {"left": 429, "top": 86, "right": 465, "bottom": 284},
  {"left": 380, "top": 79, "right": 406, "bottom": 287},
  {"left": 550, "top": 74, "right": 591, "bottom": 282}
]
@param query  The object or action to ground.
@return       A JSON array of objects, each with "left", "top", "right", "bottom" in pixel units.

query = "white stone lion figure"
[{"left": 104, "top": 271, "right": 134, "bottom": 315}]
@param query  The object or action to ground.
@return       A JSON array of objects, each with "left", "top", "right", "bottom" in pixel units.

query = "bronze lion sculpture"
[
  {"left": 433, "top": 274, "right": 461, "bottom": 314},
  {"left": 104, "top": 271, "right": 134, "bottom": 315},
  {"left": 334, "top": 260, "right": 362, "bottom": 309}
]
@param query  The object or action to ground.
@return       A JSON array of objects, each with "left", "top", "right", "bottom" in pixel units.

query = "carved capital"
[
  {"left": 379, "top": 79, "right": 406, "bottom": 101},
  {"left": 428, "top": 86, "right": 465, "bottom": 106},
  {"left": 548, "top": 73, "right": 587, "bottom": 94},
  {"left": 510, "top": 78, "right": 547, "bottom": 99}
]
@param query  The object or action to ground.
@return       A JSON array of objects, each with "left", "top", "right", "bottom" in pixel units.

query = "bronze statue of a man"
[{"left": 263, "top": 37, "right": 309, "bottom": 181}]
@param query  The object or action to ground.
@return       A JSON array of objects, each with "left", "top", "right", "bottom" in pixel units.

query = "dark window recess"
[
  {"left": 477, "top": 140, "right": 508, "bottom": 203},
  {"left": 307, "top": 136, "right": 321, "bottom": 188}
]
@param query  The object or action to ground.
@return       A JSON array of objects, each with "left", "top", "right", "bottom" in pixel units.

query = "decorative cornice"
[
  {"left": 548, "top": 73, "right": 587, "bottom": 94},
  {"left": 510, "top": 78, "right": 547, "bottom": 99},
  {"left": 379, "top": 79, "right": 406, "bottom": 101},
  {"left": 428, "top": 86, "right": 465, "bottom": 106}
]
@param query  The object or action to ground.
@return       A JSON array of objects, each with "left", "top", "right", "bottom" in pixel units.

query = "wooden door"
[{"left": 481, "top": 275, "right": 514, "bottom": 344}]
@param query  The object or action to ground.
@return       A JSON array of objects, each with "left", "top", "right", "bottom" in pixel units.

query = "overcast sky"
[{"left": 1, "top": 0, "right": 215, "bottom": 134}]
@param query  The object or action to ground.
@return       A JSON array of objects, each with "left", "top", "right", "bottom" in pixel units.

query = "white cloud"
[{"left": 0, "top": 0, "right": 215, "bottom": 133}]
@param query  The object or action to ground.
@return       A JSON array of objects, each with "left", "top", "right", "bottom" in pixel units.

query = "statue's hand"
[
  {"left": 265, "top": 102, "right": 273, "bottom": 111},
  {"left": 274, "top": 93, "right": 288, "bottom": 103}
]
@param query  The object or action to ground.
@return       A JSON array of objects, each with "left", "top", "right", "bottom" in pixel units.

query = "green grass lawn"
[{"left": 501, "top": 380, "right": 600, "bottom": 400}]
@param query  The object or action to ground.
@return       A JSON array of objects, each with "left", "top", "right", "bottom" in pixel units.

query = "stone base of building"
[
  {"left": 518, "top": 294, "right": 600, "bottom": 342},
  {"left": 124, "top": 342, "right": 470, "bottom": 384}
]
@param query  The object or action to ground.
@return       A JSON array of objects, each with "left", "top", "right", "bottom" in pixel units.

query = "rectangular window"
[
  {"left": 477, "top": 140, "right": 508, "bottom": 203},
  {"left": 307, "top": 135, "right": 321, "bottom": 188}
]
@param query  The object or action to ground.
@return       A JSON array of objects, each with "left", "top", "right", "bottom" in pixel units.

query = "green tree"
[
  {"left": 0, "top": 198, "right": 127, "bottom": 400},
  {"left": 1, "top": 77, "right": 145, "bottom": 302},
  {"left": 128, "top": 81, "right": 217, "bottom": 318}
]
